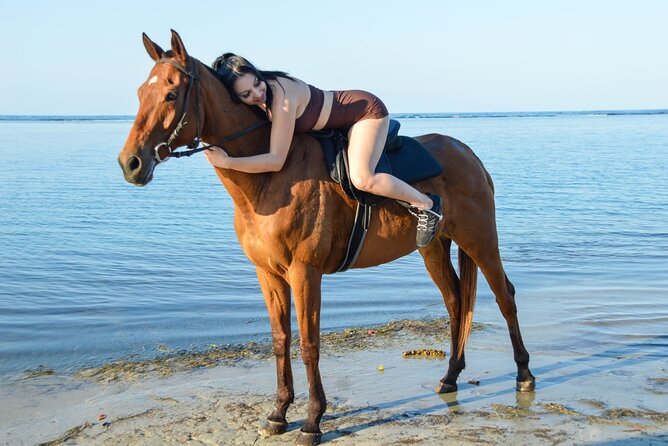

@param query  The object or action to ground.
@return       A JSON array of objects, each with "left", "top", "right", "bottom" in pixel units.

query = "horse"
[{"left": 118, "top": 30, "right": 535, "bottom": 446}]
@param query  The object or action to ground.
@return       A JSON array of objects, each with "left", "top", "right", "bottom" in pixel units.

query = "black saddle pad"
[{"left": 315, "top": 120, "right": 443, "bottom": 206}]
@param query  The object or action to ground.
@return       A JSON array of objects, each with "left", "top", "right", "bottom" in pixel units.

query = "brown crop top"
[{"left": 294, "top": 84, "right": 325, "bottom": 133}]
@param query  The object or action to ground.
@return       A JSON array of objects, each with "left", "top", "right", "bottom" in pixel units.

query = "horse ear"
[
  {"left": 170, "top": 29, "right": 188, "bottom": 64},
  {"left": 142, "top": 33, "right": 164, "bottom": 62}
]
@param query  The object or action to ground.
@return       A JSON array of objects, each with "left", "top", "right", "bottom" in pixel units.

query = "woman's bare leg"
[{"left": 347, "top": 116, "right": 432, "bottom": 209}]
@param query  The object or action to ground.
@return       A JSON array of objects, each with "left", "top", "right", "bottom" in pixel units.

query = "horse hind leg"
[
  {"left": 418, "top": 238, "right": 467, "bottom": 393},
  {"left": 475, "top": 250, "right": 536, "bottom": 391}
]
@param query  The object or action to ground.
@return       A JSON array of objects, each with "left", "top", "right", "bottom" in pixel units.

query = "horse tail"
[{"left": 456, "top": 247, "right": 478, "bottom": 359}]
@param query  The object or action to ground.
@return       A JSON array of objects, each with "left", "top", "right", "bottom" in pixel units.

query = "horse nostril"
[{"left": 128, "top": 155, "right": 141, "bottom": 173}]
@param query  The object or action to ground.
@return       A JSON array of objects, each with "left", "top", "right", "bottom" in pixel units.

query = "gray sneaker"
[{"left": 409, "top": 193, "right": 443, "bottom": 247}]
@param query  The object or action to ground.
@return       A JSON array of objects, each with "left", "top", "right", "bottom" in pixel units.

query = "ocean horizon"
[{"left": 1, "top": 108, "right": 668, "bottom": 123}]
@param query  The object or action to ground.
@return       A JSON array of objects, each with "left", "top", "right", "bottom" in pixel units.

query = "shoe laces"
[
  {"left": 416, "top": 212, "right": 431, "bottom": 232},
  {"left": 410, "top": 208, "right": 442, "bottom": 232}
]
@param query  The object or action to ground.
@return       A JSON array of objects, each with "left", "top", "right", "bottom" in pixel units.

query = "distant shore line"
[{"left": 1, "top": 108, "right": 667, "bottom": 122}]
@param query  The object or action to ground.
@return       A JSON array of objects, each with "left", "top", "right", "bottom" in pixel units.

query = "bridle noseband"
[{"left": 152, "top": 56, "right": 269, "bottom": 163}]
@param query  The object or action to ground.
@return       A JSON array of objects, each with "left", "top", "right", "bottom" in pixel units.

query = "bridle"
[{"left": 152, "top": 56, "right": 269, "bottom": 163}]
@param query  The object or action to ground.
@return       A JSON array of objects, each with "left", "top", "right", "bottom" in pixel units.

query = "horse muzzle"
[{"left": 118, "top": 149, "right": 156, "bottom": 186}]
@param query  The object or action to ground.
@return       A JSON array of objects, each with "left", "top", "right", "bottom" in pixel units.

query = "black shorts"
[{"left": 324, "top": 90, "right": 389, "bottom": 130}]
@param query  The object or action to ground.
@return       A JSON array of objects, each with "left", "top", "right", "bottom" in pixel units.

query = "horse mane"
[
  {"left": 200, "top": 63, "right": 269, "bottom": 122},
  {"left": 202, "top": 63, "right": 227, "bottom": 85}
]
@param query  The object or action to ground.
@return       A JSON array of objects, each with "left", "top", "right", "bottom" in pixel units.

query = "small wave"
[
  {"left": 391, "top": 109, "right": 668, "bottom": 120},
  {"left": 0, "top": 115, "right": 135, "bottom": 122}
]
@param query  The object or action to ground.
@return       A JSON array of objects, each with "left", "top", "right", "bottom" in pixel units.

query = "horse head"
[{"left": 118, "top": 30, "right": 202, "bottom": 186}]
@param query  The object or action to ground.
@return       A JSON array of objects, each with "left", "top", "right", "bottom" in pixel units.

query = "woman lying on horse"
[{"left": 203, "top": 53, "right": 443, "bottom": 247}]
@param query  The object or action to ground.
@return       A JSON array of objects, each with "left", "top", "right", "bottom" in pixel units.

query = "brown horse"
[{"left": 118, "top": 30, "right": 535, "bottom": 445}]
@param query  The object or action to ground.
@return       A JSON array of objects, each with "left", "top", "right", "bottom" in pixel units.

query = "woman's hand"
[{"left": 204, "top": 146, "right": 231, "bottom": 168}]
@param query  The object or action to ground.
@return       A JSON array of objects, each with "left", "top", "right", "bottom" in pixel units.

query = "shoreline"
[
  {"left": 18, "top": 317, "right": 463, "bottom": 384},
  {"left": 2, "top": 318, "right": 667, "bottom": 445}
]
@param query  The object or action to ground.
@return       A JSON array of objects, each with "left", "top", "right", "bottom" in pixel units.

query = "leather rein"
[{"left": 153, "top": 57, "right": 269, "bottom": 163}]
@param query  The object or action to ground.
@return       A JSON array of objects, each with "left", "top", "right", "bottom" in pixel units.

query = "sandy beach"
[{"left": 2, "top": 318, "right": 666, "bottom": 446}]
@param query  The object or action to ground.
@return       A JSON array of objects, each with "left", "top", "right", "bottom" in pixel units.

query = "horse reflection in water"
[{"left": 118, "top": 30, "right": 535, "bottom": 446}]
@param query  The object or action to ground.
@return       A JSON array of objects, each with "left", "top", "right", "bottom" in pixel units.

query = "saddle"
[{"left": 311, "top": 119, "right": 443, "bottom": 272}]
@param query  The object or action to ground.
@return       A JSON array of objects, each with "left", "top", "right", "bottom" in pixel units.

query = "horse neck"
[
  {"left": 196, "top": 61, "right": 272, "bottom": 203},
  {"left": 196, "top": 66, "right": 265, "bottom": 151}
]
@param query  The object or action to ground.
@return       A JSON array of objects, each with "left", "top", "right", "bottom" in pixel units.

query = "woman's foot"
[{"left": 410, "top": 193, "right": 443, "bottom": 247}]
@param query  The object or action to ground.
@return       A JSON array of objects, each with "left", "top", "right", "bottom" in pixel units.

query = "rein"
[
  {"left": 153, "top": 57, "right": 269, "bottom": 163},
  {"left": 169, "top": 119, "right": 270, "bottom": 159}
]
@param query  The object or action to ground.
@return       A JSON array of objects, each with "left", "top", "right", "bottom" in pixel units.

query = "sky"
[{"left": 1, "top": 0, "right": 667, "bottom": 114}]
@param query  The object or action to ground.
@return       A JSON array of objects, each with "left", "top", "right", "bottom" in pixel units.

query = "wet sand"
[{"left": 1, "top": 318, "right": 667, "bottom": 446}]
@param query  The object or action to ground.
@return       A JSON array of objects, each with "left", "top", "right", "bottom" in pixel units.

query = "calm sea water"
[{"left": 0, "top": 111, "right": 666, "bottom": 378}]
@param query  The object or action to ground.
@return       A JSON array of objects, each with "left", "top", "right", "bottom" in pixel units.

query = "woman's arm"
[{"left": 204, "top": 81, "right": 296, "bottom": 173}]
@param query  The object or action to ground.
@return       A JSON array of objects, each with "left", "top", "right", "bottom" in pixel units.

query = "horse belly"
[{"left": 343, "top": 207, "right": 417, "bottom": 270}]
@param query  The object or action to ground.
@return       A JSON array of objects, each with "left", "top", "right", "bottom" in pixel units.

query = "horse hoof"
[
  {"left": 516, "top": 377, "right": 536, "bottom": 392},
  {"left": 258, "top": 419, "right": 288, "bottom": 437},
  {"left": 435, "top": 381, "right": 458, "bottom": 394},
  {"left": 295, "top": 430, "right": 322, "bottom": 446}
]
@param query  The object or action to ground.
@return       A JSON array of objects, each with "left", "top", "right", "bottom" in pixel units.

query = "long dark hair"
[{"left": 212, "top": 53, "right": 293, "bottom": 113}]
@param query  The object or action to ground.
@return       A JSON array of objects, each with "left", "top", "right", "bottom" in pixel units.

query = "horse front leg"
[
  {"left": 289, "top": 264, "right": 326, "bottom": 446},
  {"left": 256, "top": 267, "right": 294, "bottom": 436}
]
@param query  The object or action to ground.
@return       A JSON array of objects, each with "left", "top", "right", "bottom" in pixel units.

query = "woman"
[{"left": 204, "top": 53, "right": 442, "bottom": 247}]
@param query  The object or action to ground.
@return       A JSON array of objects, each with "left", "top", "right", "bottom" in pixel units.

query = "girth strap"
[{"left": 337, "top": 202, "right": 372, "bottom": 272}]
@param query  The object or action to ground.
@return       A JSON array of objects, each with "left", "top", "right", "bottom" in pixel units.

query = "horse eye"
[{"left": 166, "top": 92, "right": 178, "bottom": 102}]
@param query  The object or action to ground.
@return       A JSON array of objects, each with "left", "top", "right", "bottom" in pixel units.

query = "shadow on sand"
[{"left": 304, "top": 342, "right": 667, "bottom": 443}]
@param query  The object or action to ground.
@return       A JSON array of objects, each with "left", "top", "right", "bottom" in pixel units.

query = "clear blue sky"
[{"left": 1, "top": 0, "right": 666, "bottom": 114}]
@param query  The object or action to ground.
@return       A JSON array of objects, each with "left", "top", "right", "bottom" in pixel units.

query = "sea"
[{"left": 1, "top": 110, "right": 667, "bottom": 380}]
